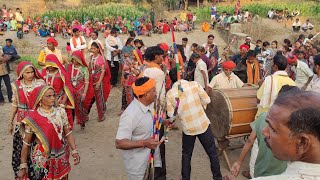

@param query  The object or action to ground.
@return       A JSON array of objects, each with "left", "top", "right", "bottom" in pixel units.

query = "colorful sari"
[
  {"left": 121, "top": 57, "right": 140, "bottom": 110},
  {"left": 89, "top": 44, "right": 111, "bottom": 121},
  {"left": 11, "top": 61, "right": 45, "bottom": 179},
  {"left": 67, "top": 50, "right": 94, "bottom": 126},
  {"left": 42, "top": 54, "right": 75, "bottom": 129},
  {"left": 22, "top": 85, "right": 71, "bottom": 180}
]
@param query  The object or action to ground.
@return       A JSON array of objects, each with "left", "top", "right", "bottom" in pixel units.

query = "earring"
[{"left": 39, "top": 102, "right": 42, "bottom": 107}]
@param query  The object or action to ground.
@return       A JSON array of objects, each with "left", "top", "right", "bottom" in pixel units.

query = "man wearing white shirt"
[
  {"left": 105, "top": 28, "right": 123, "bottom": 86},
  {"left": 88, "top": 31, "right": 104, "bottom": 50},
  {"left": 203, "top": 34, "right": 215, "bottom": 57},
  {"left": 292, "top": 18, "right": 301, "bottom": 32},
  {"left": 301, "top": 19, "right": 314, "bottom": 32},
  {"left": 308, "top": 55, "right": 320, "bottom": 92},
  {"left": 287, "top": 55, "right": 313, "bottom": 90},
  {"left": 70, "top": 28, "right": 87, "bottom": 53},
  {"left": 182, "top": 38, "right": 191, "bottom": 60},
  {"left": 191, "top": 53, "right": 209, "bottom": 91},
  {"left": 252, "top": 91, "right": 320, "bottom": 180}
]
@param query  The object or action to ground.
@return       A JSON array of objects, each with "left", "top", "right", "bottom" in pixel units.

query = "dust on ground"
[{"left": 0, "top": 16, "right": 310, "bottom": 179}]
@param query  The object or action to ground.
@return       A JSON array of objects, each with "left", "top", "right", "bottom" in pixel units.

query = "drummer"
[{"left": 207, "top": 61, "right": 244, "bottom": 93}]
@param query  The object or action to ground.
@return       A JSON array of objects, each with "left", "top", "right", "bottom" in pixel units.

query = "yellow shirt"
[
  {"left": 37, "top": 47, "right": 67, "bottom": 65},
  {"left": 256, "top": 72, "right": 296, "bottom": 117},
  {"left": 180, "top": 12, "right": 187, "bottom": 22}
]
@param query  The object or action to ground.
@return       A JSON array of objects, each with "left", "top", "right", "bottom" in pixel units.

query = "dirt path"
[{"left": 0, "top": 29, "right": 253, "bottom": 180}]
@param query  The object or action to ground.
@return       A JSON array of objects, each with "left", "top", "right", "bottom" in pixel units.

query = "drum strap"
[{"left": 268, "top": 76, "right": 273, "bottom": 105}]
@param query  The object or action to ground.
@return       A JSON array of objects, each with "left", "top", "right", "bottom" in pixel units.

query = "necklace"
[
  {"left": 38, "top": 107, "right": 63, "bottom": 140},
  {"left": 90, "top": 55, "right": 99, "bottom": 74},
  {"left": 21, "top": 79, "right": 36, "bottom": 102},
  {"left": 45, "top": 70, "right": 58, "bottom": 86},
  {"left": 71, "top": 64, "right": 80, "bottom": 86}
]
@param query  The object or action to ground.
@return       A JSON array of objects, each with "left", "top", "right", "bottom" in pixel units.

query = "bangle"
[
  {"left": 65, "top": 131, "right": 72, "bottom": 137},
  {"left": 23, "top": 140, "right": 31, "bottom": 147},
  {"left": 71, "top": 149, "right": 79, "bottom": 155},
  {"left": 19, "top": 163, "right": 28, "bottom": 170}
]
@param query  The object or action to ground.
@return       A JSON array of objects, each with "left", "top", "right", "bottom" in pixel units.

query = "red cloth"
[
  {"left": 70, "top": 50, "right": 95, "bottom": 110},
  {"left": 43, "top": 54, "right": 75, "bottom": 128},
  {"left": 16, "top": 61, "right": 43, "bottom": 80},
  {"left": 240, "top": 44, "right": 250, "bottom": 51},
  {"left": 47, "top": 37, "right": 58, "bottom": 47},
  {"left": 222, "top": 61, "right": 236, "bottom": 70},
  {"left": 287, "top": 55, "right": 297, "bottom": 64},
  {"left": 187, "top": 13, "right": 193, "bottom": 21},
  {"left": 159, "top": 43, "right": 169, "bottom": 51},
  {"left": 23, "top": 87, "right": 71, "bottom": 179},
  {"left": 162, "top": 23, "right": 169, "bottom": 34}
]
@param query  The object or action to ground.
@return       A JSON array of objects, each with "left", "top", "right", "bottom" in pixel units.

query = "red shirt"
[{"left": 187, "top": 13, "right": 193, "bottom": 21}]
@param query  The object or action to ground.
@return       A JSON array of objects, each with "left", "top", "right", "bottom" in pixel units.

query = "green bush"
[
  {"left": 41, "top": 3, "right": 147, "bottom": 22},
  {"left": 19, "top": 55, "right": 40, "bottom": 69}
]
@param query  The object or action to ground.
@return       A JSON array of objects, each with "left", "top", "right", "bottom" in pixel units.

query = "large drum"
[{"left": 206, "top": 87, "right": 258, "bottom": 140}]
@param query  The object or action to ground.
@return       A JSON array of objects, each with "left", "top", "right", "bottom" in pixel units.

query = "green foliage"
[
  {"left": 19, "top": 55, "right": 40, "bottom": 69},
  {"left": 41, "top": 3, "right": 147, "bottom": 22},
  {"left": 191, "top": 2, "right": 320, "bottom": 22}
]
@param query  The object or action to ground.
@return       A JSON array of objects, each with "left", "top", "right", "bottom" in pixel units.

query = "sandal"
[
  {"left": 242, "top": 170, "right": 252, "bottom": 179},
  {"left": 80, "top": 123, "right": 85, "bottom": 130}
]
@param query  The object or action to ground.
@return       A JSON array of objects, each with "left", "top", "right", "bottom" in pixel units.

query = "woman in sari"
[
  {"left": 120, "top": 49, "right": 142, "bottom": 113},
  {"left": 8, "top": 61, "right": 45, "bottom": 179},
  {"left": 66, "top": 50, "right": 93, "bottom": 129},
  {"left": 89, "top": 42, "right": 111, "bottom": 121},
  {"left": 17, "top": 85, "right": 80, "bottom": 180},
  {"left": 42, "top": 54, "right": 75, "bottom": 129}
]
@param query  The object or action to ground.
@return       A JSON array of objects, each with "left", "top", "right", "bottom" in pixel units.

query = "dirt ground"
[
  {"left": 0, "top": 28, "right": 254, "bottom": 180},
  {"left": 1, "top": 16, "right": 314, "bottom": 179}
]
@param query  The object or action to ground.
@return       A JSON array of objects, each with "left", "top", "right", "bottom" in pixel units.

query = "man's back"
[{"left": 166, "top": 80, "right": 210, "bottom": 135}]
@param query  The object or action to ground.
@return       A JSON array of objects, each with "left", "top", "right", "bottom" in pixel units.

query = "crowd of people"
[
  {"left": 0, "top": 4, "right": 199, "bottom": 40},
  {"left": 202, "top": 1, "right": 252, "bottom": 32},
  {"left": 0, "top": 2, "right": 320, "bottom": 180}
]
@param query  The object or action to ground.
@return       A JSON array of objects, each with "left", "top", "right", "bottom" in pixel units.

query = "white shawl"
[{"left": 258, "top": 71, "right": 288, "bottom": 108}]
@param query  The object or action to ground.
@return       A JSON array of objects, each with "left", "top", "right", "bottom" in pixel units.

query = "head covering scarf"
[
  {"left": 71, "top": 50, "right": 89, "bottom": 67},
  {"left": 132, "top": 77, "right": 156, "bottom": 96},
  {"left": 240, "top": 44, "right": 250, "bottom": 51},
  {"left": 70, "top": 50, "right": 94, "bottom": 109},
  {"left": 47, "top": 37, "right": 58, "bottom": 47},
  {"left": 287, "top": 55, "right": 297, "bottom": 64},
  {"left": 133, "top": 49, "right": 143, "bottom": 66},
  {"left": 16, "top": 61, "right": 43, "bottom": 80},
  {"left": 222, "top": 61, "right": 236, "bottom": 70},
  {"left": 159, "top": 43, "right": 169, "bottom": 51},
  {"left": 28, "top": 85, "right": 53, "bottom": 110},
  {"left": 92, "top": 42, "right": 111, "bottom": 101},
  {"left": 45, "top": 54, "right": 75, "bottom": 109}
]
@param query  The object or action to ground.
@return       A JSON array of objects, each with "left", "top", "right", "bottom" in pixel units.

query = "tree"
[{"left": 184, "top": 0, "right": 188, "bottom": 11}]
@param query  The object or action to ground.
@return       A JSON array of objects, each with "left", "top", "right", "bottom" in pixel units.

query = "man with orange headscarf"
[
  {"left": 207, "top": 60, "right": 244, "bottom": 92},
  {"left": 115, "top": 77, "right": 163, "bottom": 180},
  {"left": 37, "top": 37, "right": 67, "bottom": 66}
]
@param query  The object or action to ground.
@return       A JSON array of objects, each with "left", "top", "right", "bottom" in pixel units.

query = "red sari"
[
  {"left": 89, "top": 52, "right": 111, "bottom": 121},
  {"left": 11, "top": 62, "right": 45, "bottom": 179},
  {"left": 23, "top": 85, "right": 72, "bottom": 180},
  {"left": 42, "top": 54, "right": 75, "bottom": 129},
  {"left": 68, "top": 50, "right": 94, "bottom": 126}
]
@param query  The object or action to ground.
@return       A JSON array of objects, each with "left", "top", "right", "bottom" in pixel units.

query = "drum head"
[{"left": 206, "top": 90, "right": 230, "bottom": 139}]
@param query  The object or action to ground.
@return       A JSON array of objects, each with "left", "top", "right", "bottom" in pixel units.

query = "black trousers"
[
  {"left": 182, "top": 126, "right": 222, "bottom": 180},
  {"left": 108, "top": 60, "right": 119, "bottom": 85},
  {"left": 0, "top": 74, "right": 12, "bottom": 102}
]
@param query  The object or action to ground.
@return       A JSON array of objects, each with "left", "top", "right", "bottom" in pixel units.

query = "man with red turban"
[
  {"left": 287, "top": 54, "right": 313, "bottom": 90},
  {"left": 37, "top": 37, "right": 68, "bottom": 66},
  {"left": 207, "top": 60, "right": 244, "bottom": 92},
  {"left": 226, "top": 44, "right": 249, "bottom": 66}
]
